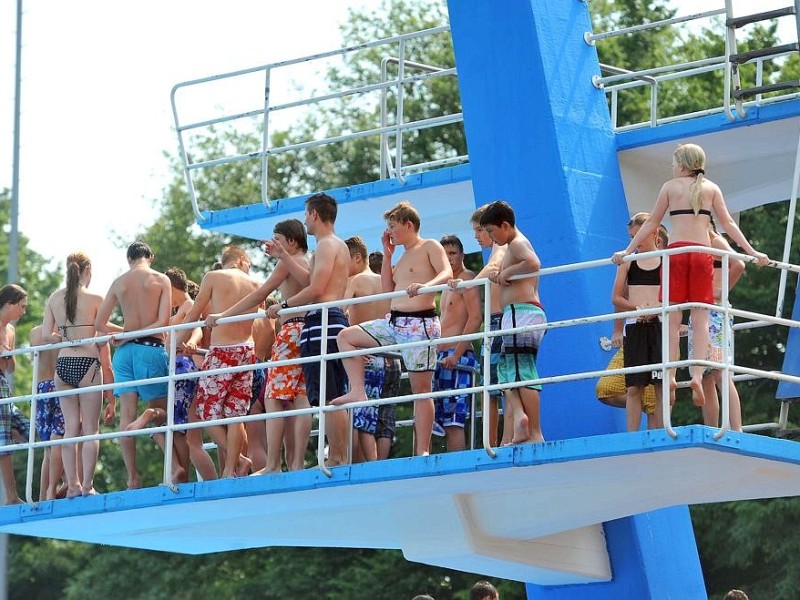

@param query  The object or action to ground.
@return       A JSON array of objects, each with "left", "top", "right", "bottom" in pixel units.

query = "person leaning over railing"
[{"left": 480, "top": 201, "right": 546, "bottom": 445}]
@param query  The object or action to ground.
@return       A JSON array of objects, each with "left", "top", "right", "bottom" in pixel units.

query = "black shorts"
[
  {"left": 623, "top": 320, "right": 663, "bottom": 388},
  {"left": 300, "top": 308, "right": 349, "bottom": 407}
]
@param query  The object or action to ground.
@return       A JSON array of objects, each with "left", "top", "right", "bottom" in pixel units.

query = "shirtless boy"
[
  {"left": 264, "top": 194, "right": 351, "bottom": 466},
  {"left": 180, "top": 246, "right": 259, "bottom": 478},
  {"left": 126, "top": 267, "right": 202, "bottom": 483},
  {"left": 209, "top": 220, "right": 312, "bottom": 473},
  {"left": 30, "top": 324, "right": 64, "bottom": 500},
  {"left": 479, "top": 201, "right": 546, "bottom": 445},
  {"left": 95, "top": 241, "right": 172, "bottom": 490},
  {"left": 344, "top": 236, "right": 400, "bottom": 462},
  {"left": 434, "top": 235, "right": 482, "bottom": 452},
  {"left": 334, "top": 201, "right": 452, "bottom": 456},
  {"left": 0, "top": 284, "right": 27, "bottom": 504}
]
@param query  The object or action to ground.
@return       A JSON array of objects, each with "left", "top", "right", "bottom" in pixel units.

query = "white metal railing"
[
  {"left": 588, "top": 5, "right": 800, "bottom": 131},
  {"left": 3, "top": 245, "right": 799, "bottom": 504},
  {"left": 170, "top": 26, "right": 462, "bottom": 222}
]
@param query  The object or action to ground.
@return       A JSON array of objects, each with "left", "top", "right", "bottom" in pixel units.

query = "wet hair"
[
  {"left": 470, "top": 581, "right": 499, "bottom": 600},
  {"left": 127, "top": 240, "right": 154, "bottom": 261},
  {"left": 471, "top": 204, "right": 488, "bottom": 224},
  {"left": 0, "top": 284, "right": 27, "bottom": 310},
  {"left": 440, "top": 234, "right": 464, "bottom": 254},
  {"left": 384, "top": 201, "right": 421, "bottom": 231},
  {"left": 65, "top": 252, "right": 91, "bottom": 323},
  {"left": 369, "top": 251, "right": 383, "bottom": 274},
  {"left": 221, "top": 245, "right": 248, "bottom": 266},
  {"left": 479, "top": 201, "right": 515, "bottom": 228},
  {"left": 274, "top": 219, "right": 309, "bottom": 252},
  {"left": 186, "top": 280, "right": 200, "bottom": 300},
  {"left": 345, "top": 236, "right": 368, "bottom": 260},
  {"left": 306, "top": 192, "right": 338, "bottom": 224},
  {"left": 723, "top": 591, "right": 749, "bottom": 600},
  {"left": 628, "top": 212, "right": 650, "bottom": 228},
  {"left": 165, "top": 267, "right": 188, "bottom": 292},
  {"left": 212, "top": 261, "right": 223, "bottom": 271},
  {"left": 674, "top": 143, "right": 706, "bottom": 215}
]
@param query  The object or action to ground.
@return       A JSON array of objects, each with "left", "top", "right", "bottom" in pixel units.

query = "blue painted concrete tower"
[{"left": 446, "top": 1, "right": 706, "bottom": 597}]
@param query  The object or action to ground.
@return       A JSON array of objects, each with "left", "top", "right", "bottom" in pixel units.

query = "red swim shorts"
[{"left": 661, "top": 241, "right": 714, "bottom": 305}]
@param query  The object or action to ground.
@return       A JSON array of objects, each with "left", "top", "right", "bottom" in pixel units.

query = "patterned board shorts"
[
  {"left": 360, "top": 311, "right": 441, "bottom": 372},
  {"left": 263, "top": 319, "right": 306, "bottom": 408},
  {"left": 434, "top": 349, "right": 478, "bottom": 429},
  {"left": 499, "top": 303, "right": 546, "bottom": 390},
  {"left": 688, "top": 308, "right": 733, "bottom": 374},
  {"left": 173, "top": 356, "right": 197, "bottom": 425},
  {"left": 353, "top": 355, "right": 386, "bottom": 434},
  {"left": 595, "top": 348, "right": 656, "bottom": 416},
  {"left": 196, "top": 344, "right": 256, "bottom": 420},
  {"left": 35, "top": 380, "right": 65, "bottom": 441},
  {"left": 0, "top": 372, "right": 12, "bottom": 450}
]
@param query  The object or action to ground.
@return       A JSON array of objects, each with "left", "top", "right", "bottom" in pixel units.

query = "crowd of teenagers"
[{"left": 0, "top": 143, "right": 768, "bottom": 505}]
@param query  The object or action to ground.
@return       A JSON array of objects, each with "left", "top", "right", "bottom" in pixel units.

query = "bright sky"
[{"left": 0, "top": 0, "right": 794, "bottom": 295}]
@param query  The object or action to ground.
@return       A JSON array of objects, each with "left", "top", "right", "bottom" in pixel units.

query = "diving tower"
[{"left": 5, "top": 2, "right": 800, "bottom": 599}]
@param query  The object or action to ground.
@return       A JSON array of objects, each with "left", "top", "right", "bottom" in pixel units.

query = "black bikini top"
[
  {"left": 669, "top": 208, "right": 712, "bottom": 217},
  {"left": 713, "top": 260, "right": 723, "bottom": 269},
  {"left": 627, "top": 258, "right": 661, "bottom": 286}
]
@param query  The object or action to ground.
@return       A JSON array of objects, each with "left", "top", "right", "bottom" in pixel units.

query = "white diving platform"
[{"left": 3, "top": 426, "right": 800, "bottom": 585}]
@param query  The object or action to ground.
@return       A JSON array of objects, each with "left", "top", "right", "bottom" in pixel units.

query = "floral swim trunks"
[
  {"left": 360, "top": 309, "right": 441, "bottom": 372},
  {"left": 263, "top": 318, "right": 306, "bottom": 409},
  {"left": 196, "top": 344, "right": 256, "bottom": 420},
  {"left": 35, "top": 380, "right": 65, "bottom": 441}
]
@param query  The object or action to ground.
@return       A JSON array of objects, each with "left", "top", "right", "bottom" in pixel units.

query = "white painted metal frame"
[{"left": 170, "top": 26, "right": 461, "bottom": 222}]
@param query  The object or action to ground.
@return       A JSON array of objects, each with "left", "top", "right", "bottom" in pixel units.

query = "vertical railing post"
[
  {"left": 394, "top": 38, "right": 406, "bottom": 183},
  {"left": 482, "top": 279, "right": 496, "bottom": 457},
  {"left": 24, "top": 350, "right": 39, "bottom": 504},
  {"left": 661, "top": 249, "right": 677, "bottom": 438},
  {"left": 317, "top": 307, "right": 332, "bottom": 476},
  {"left": 162, "top": 331, "right": 178, "bottom": 490},
  {"left": 716, "top": 251, "right": 732, "bottom": 438},
  {"left": 261, "top": 66, "right": 272, "bottom": 208}
]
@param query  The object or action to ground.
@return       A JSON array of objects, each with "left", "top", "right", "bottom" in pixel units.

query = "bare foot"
[
  {"left": 669, "top": 378, "right": 678, "bottom": 405},
  {"left": 127, "top": 479, "right": 141, "bottom": 491},
  {"left": 221, "top": 468, "right": 236, "bottom": 479},
  {"left": 54, "top": 484, "right": 67, "bottom": 500},
  {"left": 82, "top": 487, "right": 97, "bottom": 497},
  {"left": 251, "top": 467, "right": 280, "bottom": 476},
  {"left": 66, "top": 486, "right": 83, "bottom": 499},
  {"left": 126, "top": 409, "right": 155, "bottom": 431},
  {"left": 172, "top": 467, "right": 188, "bottom": 484},
  {"left": 330, "top": 391, "right": 368, "bottom": 406},
  {"left": 691, "top": 378, "right": 706, "bottom": 407},
  {"left": 511, "top": 413, "right": 532, "bottom": 444},
  {"left": 235, "top": 455, "right": 253, "bottom": 477},
  {"left": 4, "top": 496, "right": 23, "bottom": 506}
]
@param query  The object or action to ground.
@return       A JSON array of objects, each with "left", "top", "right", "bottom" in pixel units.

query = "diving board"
[
  {"left": 197, "top": 164, "right": 480, "bottom": 254},
  {"left": 3, "top": 426, "right": 800, "bottom": 586}
]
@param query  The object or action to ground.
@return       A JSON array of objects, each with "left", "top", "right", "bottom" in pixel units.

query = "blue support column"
[{"left": 446, "top": 1, "right": 706, "bottom": 597}]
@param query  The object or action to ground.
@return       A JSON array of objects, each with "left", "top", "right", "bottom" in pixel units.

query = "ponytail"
[{"left": 64, "top": 252, "right": 91, "bottom": 324}]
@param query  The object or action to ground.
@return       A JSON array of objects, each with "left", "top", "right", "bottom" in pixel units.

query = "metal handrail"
[{"left": 170, "top": 26, "right": 459, "bottom": 220}]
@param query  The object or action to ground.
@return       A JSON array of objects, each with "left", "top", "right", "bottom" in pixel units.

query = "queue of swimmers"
[{"left": 0, "top": 142, "right": 770, "bottom": 503}]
